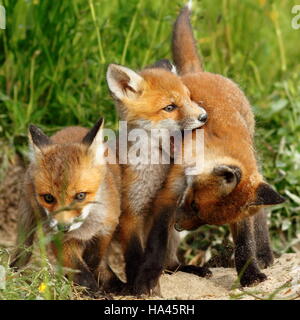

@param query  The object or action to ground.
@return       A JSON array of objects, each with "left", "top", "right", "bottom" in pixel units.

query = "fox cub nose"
[
  {"left": 57, "top": 223, "right": 71, "bottom": 233},
  {"left": 199, "top": 113, "right": 208, "bottom": 124}
]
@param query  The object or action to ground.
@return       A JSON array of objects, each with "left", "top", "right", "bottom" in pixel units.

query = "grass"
[
  {"left": 0, "top": 249, "right": 76, "bottom": 300},
  {"left": 0, "top": 0, "right": 299, "bottom": 299},
  {"left": 0, "top": 241, "right": 78, "bottom": 300}
]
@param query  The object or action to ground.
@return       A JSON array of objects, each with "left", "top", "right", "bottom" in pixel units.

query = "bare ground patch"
[
  {"left": 0, "top": 159, "right": 24, "bottom": 247},
  {"left": 112, "top": 253, "right": 300, "bottom": 300}
]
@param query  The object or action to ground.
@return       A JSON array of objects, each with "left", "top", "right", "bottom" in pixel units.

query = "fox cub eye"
[
  {"left": 163, "top": 104, "right": 178, "bottom": 112},
  {"left": 43, "top": 194, "right": 55, "bottom": 204},
  {"left": 75, "top": 192, "right": 87, "bottom": 201}
]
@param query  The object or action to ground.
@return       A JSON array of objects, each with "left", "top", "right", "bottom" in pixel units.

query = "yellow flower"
[
  {"left": 258, "top": 0, "right": 266, "bottom": 7},
  {"left": 38, "top": 282, "right": 47, "bottom": 293},
  {"left": 269, "top": 8, "right": 279, "bottom": 23}
]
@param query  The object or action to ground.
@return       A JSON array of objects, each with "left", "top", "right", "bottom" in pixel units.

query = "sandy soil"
[
  {"left": 120, "top": 253, "right": 300, "bottom": 300},
  {"left": 110, "top": 253, "right": 300, "bottom": 300},
  {"left": 108, "top": 240, "right": 300, "bottom": 300}
]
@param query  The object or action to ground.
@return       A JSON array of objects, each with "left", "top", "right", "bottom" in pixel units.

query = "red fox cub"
[
  {"left": 106, "top": 63, "right": 208, "bottom": 292},
  {"left": 132, "top": 6, "right": 285, "bottom": 294},
  {"left": 10, "top": 119, "right": 121, "bottom": 294}
]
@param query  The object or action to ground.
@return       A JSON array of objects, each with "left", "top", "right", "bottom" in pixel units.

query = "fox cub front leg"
[
  {"left": 133, "top": 210, "right": 212, "bottom": 295},
  {"left": 118, "top": 210, "right": 145, "bottom": 292},
  {"left": 83, "top": 234, "right": 125, "bottom": 293},
  {"left": 230, "top": 216, "right": 267, "bottom": 287},
  {"left": 132, "top": 206, "right": 174, "bottom": 295},
  {"left": 133, "top": 186, "right": 212, "bottom": 295},
  {"left": 51, "top": 239, "right": 99, "bottom": 294},
  {"left": 253, "top": 208, "right": 274, "bottom": 269}
]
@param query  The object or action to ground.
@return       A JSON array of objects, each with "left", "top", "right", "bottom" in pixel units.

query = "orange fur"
[
  {"left": 175, "top": 73, "right": 262, "bottom": 227},
  {"left": 33, "top": 143, "right": 106, "bottom": 221},
  {"left": 124, "top": 69, "right": 198, "bottom": 124},
  {"left": 111, "top": 67, "right": 207, "bottom": 129},
  {"left": 166, "top": 6, "right": 284, "bottom": 229},
  {"left": 51, "top": 126, "right": 89, "bottom": 144},
  {"left": 172, "top": 6, "right": 203, "bottom": 74}
]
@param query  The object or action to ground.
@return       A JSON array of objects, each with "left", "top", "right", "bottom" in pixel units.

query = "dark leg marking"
[
  {"left": 70, "top": 258, "right": 99, "bottom": 296},
  {"left": 124, "top": 233, "right": 144, "bottom": 292},
  {"left": 132, "top": 207, "right": 175, "bottom": 295},
  {"left": 82, "top": 237, "right": 101, "bottom": 274},
  {"left": 231, "top": 216, "right": 267, "bottom": 287},
  {"left": 253, "top": 208, "right": 274, "bottom": 269}
]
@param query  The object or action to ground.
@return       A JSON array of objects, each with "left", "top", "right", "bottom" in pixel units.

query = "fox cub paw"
[
  {"left": 102, "top": 276, "right": 127, "bottom": 295},
  {"left": 131, "top": 263, "right": 163, "bottom": 296},
  {"left": 240, "top": 271, "right": 267, "bottom": 287},
  {"left": 257, "top": 251, "right": 274, "bottom": 269},
  {"left": 176, "top": 265, "right": 213, "bottom": 278},
  {"left": 74, "top": 271, "right": 99, "bottom": 295},
  {"left": 86, "top": 290, "right": 114, "bottom": 300}
]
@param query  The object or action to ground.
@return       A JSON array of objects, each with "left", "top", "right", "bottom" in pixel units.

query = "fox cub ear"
[
  {"left": 28, "top": 125, "right": 51, "bottom": 160},
  {"left": 252, "top": 183, "right": 285, "bottom": 206},
  {"left": 213, "top": 165, "right": 242, "bottom": 196},
  {"left": 149, "top": 59, "right": 177, "bottom": 74},
  {"left": 106, "top": 64, "right": 144, "bottom": 101},
  {"left": 82, "top": 118, "right": 105, "bottom": 165}
]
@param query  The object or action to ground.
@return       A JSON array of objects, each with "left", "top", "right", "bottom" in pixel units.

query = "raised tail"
[{"left": 172, "top": 3, "right": 203, "bottom": 75}]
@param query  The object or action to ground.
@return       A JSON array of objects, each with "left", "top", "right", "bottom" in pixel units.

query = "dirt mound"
[
  {"left": 159, "top": 253, "right": 300, "bottom": 299},
  {"left": 108, "top": 241, "right": 300, "bottom": 300},
  {"left": 114, "top": 253, "right": 300, "bottom": 300},
  {"left": 0, "top": 160, "right": 25, "bottom": 246}
]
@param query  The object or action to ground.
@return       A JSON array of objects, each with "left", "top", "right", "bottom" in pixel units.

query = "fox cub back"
[{"left": 11, "top": 119, "right": 121, "bottom": 294}]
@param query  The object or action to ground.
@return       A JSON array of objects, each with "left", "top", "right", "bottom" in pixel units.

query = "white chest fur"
[{"left": 127, "top": 162, "right": 170, "bottom": 215}]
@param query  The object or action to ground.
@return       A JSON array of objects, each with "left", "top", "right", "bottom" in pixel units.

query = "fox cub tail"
[{"left": 172, "top": 3, "right": 203, "bottom": 75}]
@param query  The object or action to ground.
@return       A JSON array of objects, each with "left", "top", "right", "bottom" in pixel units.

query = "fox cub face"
[
  {"left": 175, "top": 163, "right": 285, "bottom": 230},
  {"left": 29, "top": 119, "right": 106, "bottom": 233},
  {"left": 106, "top": 63, "right": 207, "bottom": 131}
]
